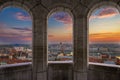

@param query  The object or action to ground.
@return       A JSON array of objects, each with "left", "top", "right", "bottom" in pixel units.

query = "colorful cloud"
[
  {"left": 12, "top": 27, "right": 32, "bottom": 31},
  {"left": 48, "top": 12, "right": 73, "bottom": 43},
  {"left": 48, "top": 34, "right": 72, "bottom": 42},
  {"left": 21, "top": 37, "right": 32, "bottom": 41},
  {"left": 15, "top": 12, "right": 31, "bottom": 21},
  {"left": 65, "top": 24, "right": 72, "bottom": 32},
  {"left": 0, "top": 7, "right": 32, "bottom": 44},
  {"left": 53, "top": 12, "right": 72, "bottom": 24},
  {"left": 0, "top": 23, "right": 32, "bottom": 44},
  {"left": 90, "top": 7, "right": 119, "bottom": 20},
  {"left": 48, "top": 35, "right": 54, "bottom": 38},
  {"left": 89, "top": 32, "right": 120, "bottom": 42}
]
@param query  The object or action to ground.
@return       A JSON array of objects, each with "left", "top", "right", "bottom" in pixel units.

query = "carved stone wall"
[{"left": 0, "top": 0, "right": 120, "bottom": 80}]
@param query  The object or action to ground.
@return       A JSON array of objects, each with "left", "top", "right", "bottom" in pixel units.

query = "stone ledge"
[
  {"left": 48, "top": 61, "right": 73, "bottom": 64},
  {"left": 89, "top": 62, "right": 120, "bottom": 68},
  {"left": 0, "top": 62, "right": 32, "bottom": 68}
]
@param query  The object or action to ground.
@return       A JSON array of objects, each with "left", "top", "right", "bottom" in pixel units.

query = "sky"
[
  {"left": 0, "top": 7, "right": 32, "bottom": 45},
  {"left": 89, "top": 6, "right": 120, "bottom": 43},
  {"left": 0, "top": 6, "right": 119, "bottom": 45},
  {"left": 0, "top": 7, "right": 73, "bottom": 45},
  {"left": 48, "top": 12, "right": 73, "bottom": 43}
]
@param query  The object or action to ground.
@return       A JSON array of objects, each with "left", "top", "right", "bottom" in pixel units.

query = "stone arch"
[
  {"left": 41, "top": 0, "right": 79, "bottom": 11},
  {"left": 0, "top": 1, "right": 33, "bottom": 20},
  {"left": 87, "top": 1, "right": 120, "bottom": 19},
  {"left": 47, "top": 7, "right": 74, "bottom": 63},
  {"left": 87, "top": 1, "right": 120, "bottom": 65},
  {"left": 47, "top": 7, "right": 74, "bottom": 20},
  {"left": 0, "top": 1, "right": 33, "bottom": 64}
]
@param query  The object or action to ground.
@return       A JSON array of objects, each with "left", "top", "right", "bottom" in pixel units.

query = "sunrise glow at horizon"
[
  {"left": 0, "top": 6, "right": 120, "bottom": 45},
  {"left": 48, "top": 11, "right": 73, "bottom": 44},
  {"left": 89, "top": 6, "right": 120, "bottom": 43}
]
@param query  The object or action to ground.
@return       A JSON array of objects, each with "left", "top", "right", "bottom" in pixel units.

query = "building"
[{"left": 0, "top": 0, "right": 120, "bottom": 80}]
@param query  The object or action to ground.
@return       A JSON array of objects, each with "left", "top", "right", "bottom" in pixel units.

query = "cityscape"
[
  {"left": 0, "top": 44, "right": 32, "bottom": 65},
  {"left": 0, "top": 7, "right": 32, "bottom": 65},
  {"left": 48, "top": 42, "right": 73, "bottom": 61},
  {"left": 1, "top": 42, "right": 120, "bottom": 65},
  {"left": 48, "top": 11, "right": 73, "bottom": 62},
  {"left": 89, "top": 6, "right": 120, "bottom": 65},
  {"left": 89, "top": 43, "right": 120, "bottom": 65},
  {"left": 0, "top": 42, "right": 73, "bottom": 65},
  {"left": 0, "top": 6, "right": 120, "bottom": 66}
]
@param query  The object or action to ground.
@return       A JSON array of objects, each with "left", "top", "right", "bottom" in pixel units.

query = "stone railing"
[
  {"left": 0, "top": 62, "right": 32, "bottom": 80},
  {"left": 88, "top": 62, "right": 120, "bottom": 80}
]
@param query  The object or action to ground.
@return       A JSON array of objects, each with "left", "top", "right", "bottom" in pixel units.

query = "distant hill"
[{"left": 0, "top": 44, "right": 31, "bottom": 48}]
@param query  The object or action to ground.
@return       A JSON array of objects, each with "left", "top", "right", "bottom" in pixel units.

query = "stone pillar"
[
  {"left": 72, "top": 5, "right": 88, "bottom": 80},
  {"left": 32, "top": 4, "right": 48, "bottom": 80}
]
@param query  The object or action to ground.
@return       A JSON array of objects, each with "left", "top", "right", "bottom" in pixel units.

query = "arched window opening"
[
  {"left": 48, "top": 11, "right": 73, "bottom": 62},
  {"left": 89, "top": 6, "right": 120, "bottom": 65},
  {"left": 0, "top": 7, "right": 32, "bottom": 65}
]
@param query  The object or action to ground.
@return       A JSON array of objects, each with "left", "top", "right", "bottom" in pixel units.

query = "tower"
[{"left": 59, "top": 42, "right": 64, "bottom": 53}]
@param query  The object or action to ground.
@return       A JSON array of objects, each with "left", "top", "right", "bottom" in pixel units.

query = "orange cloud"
[
  {"left": 89, "top": 32, "right": 120, "bottom": 42},
  {"left": 48, "top": 34, "right": 72, "bottom": 42},
  {"left": 53, "top": 12, "right": 72, "bottom": 24},
  {"left": 65, "top": 25, "right": 72, "bottom": 31},
  {"left": 48, "top": 35, "right": 54, "bottom": 37},
  {"left": 90, "top": 7, "right": 119, "bottom": 20},
  {"left": 22, "top": 37, "right": 32, "bottom": 41},
  {"left": 15, "top": 12, "right": 31, "bottom": 21}
]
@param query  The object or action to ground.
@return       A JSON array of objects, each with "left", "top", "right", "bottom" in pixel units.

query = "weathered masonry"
[{"left": 0, "top": 0, "right": 120, "bottom": 80}]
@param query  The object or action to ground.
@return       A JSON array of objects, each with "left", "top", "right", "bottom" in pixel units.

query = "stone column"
[
  {"left": 72, "top": 4, "right": 88, "bottom": 80},
  {"left": 32, "top": 4, "right": 48, "bottom": 80}
]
